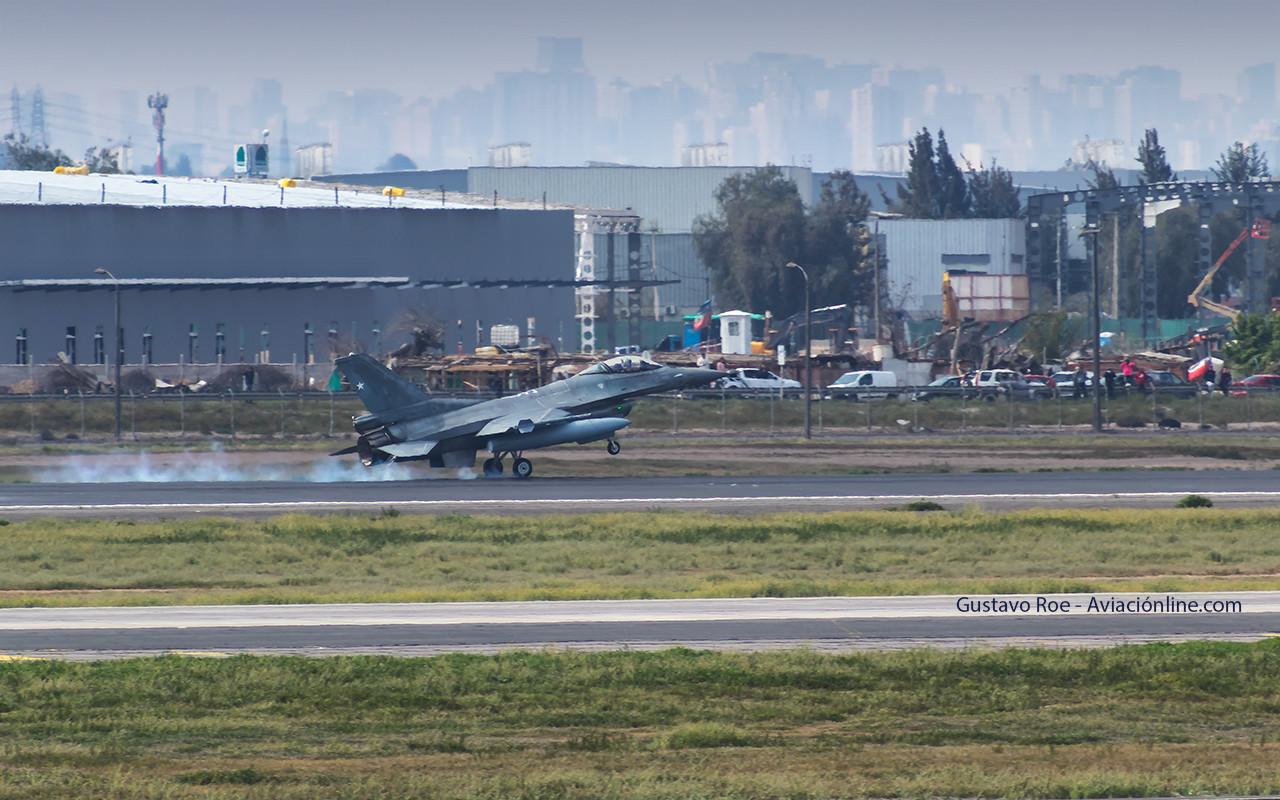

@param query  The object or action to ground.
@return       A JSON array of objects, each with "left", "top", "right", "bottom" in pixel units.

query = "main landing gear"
[
  {"left": 606, "top": 439, "right": 621, "bottom": 456},
  {"left": 484, "top": 452, "right": 534, "bottom": 479}
]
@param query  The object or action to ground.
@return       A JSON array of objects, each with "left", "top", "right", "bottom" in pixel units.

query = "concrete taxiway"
[
  {"left": 1, "top": 593, "right": 1277, "bottom": 661},
  {"left": 2, "top": 470, "right": 1280, "bottom": 518}
]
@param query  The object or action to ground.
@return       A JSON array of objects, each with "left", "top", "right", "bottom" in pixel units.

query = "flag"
[
  {"left": 692, "top": 299, "right": 713, "bottom": 331},
  {"left": 327, "top": 369, "right": 343, "bottom": 392},
  {"left": 1187, "top": 357, "right": 1222, "bottom": 382}
]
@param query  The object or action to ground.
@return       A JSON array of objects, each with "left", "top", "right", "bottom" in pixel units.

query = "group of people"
[{"left": 1200, "top": 363, "right": 1233, "bottom": 395}]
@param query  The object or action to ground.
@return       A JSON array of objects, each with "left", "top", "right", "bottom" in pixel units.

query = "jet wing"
[
  {"left": 477, "top": 408, "right": 570, "bottom": 437},
  {"left": 380, "top": 440, "right": 438, "bottom": 459}
]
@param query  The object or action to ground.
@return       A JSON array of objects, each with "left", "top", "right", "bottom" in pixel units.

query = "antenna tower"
[
  {"left": 9, "top": 86, "right": 20, "bottom": 136},
  {"left": 30, "top": 86, "right": 45, "bottom": 146},
  {"left": 147, "top": 92, "right": 168, "bottom": 175}
]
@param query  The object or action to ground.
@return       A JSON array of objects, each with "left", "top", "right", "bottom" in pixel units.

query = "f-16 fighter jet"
[{"left": 331, "top": 353, "right": 722, "bottom": 478}]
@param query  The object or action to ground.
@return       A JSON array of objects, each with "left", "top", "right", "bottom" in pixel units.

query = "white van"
[{"left": 826, "top": 370, "right": 899, "bottom": 401}]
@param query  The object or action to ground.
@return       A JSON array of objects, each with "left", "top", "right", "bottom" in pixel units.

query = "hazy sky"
[{"left": 2, "top": 0, "right": 1278, "bottom": 107}]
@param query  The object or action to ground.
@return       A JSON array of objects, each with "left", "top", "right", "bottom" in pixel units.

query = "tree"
[
  {"left": 1136, "top": 129, "right": 1176, "bottom": 184},
  {"left": 1212, "top": 141, "right": 1270, "bottom": 183},
  {"left": 692, "top": 166, "right": 808, "bottom": 317},
  {"left": 967, "top": 159, "right": 1022, "bottom": 218},
  {"left": 1020, "top": 309, "right": 1086, "bottom": 362},
  {"left": 1224, "top": 312, "right": 1280, "bottom": 373},
  {"left": 82, "top": 146, "right": 120, "bottom": 174},
  {"left": 2, "top": 133, "right": 72, "bottom": 170},
  {"left": 378, "top": 153, "right": 418, "bottom": 171},
  {"left": 1085, "top": 159, "right": 1119, "bottom": 190},
  {"left": 885, "top": 128, "right": 937, "bottom": 218},
  {"left": 806, "top": 170, "right": 873, "bottom": 308},
  {"left": 171, "top": 153, "right": 194, "bottom": 177},
  {"left": 934, "top": 131, "right": 969, "bottom": 219}
]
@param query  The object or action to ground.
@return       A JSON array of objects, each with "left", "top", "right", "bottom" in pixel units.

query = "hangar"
[{"left": 0, "top": 171, "right": 605, "bottom": 373}]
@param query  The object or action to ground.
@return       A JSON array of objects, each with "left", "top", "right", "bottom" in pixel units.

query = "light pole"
[
  {"left": 786, "top": 262, "right": 811, "bottom": 439},
  {"left": 1082, "top": 227, "right": 1103, "bottom": 433},
  {"left": 94, "top": 268, "right": 122, "bottom": 441}
]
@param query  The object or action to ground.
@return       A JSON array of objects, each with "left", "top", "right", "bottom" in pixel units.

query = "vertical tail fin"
[{"left": 334, "top": 353, "right": 430, "bottom": 413}]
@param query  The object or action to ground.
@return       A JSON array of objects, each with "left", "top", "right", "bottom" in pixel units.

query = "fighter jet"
[{"left": 331, "top": 353, "right": 723, "bottom": 478}]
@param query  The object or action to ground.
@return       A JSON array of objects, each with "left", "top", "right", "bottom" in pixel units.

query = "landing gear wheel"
[
  {"left": 483, "top": 458, "right": 503, "bottom": 477},
  {"left": 606, "top": 439, "right": 621, "bottom": 456},
  {"left": 512, "top": 457, "right": 533, "bottom": 479}
]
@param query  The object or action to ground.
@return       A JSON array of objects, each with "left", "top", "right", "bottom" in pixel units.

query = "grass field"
[
  {"left": 2, "top": 643, "right": 1280, "bottom": 798},
  {"left": 3, "top": 508, "right": 1280, "bottom": 607}
]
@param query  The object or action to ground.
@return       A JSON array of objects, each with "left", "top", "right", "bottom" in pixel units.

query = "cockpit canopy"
[{"left": 580, "top": 356, "right": 664, "bottom": 375}]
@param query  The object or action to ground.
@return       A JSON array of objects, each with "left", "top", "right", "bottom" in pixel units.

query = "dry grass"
[{"left": 3, "top": 508, "right": 1280, "bottom": 607}]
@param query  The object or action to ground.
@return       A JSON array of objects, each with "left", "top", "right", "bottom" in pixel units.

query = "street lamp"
[
  {"left": 93, "top": 268, "right": 122, "bottom": 441},
  {"left": 1081, "top": 227, "right": 1103, "bottom": 433},
  {"left": 785, "top": 262, "right": 811, "bottom": 440}
]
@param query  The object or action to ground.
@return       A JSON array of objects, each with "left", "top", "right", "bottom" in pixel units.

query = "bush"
[
  {"left": 1175, "top": 494, "right": 1214, "bottom": 508},
  {"left": 904, "top": 500, "right": 945, "bottom": 512}
]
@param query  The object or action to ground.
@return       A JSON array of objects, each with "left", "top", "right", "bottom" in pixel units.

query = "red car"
[{"left": 1230, "top": 374, "right": 1280, "bottom": 396}]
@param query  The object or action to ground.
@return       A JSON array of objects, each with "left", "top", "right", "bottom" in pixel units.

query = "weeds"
[{"left": 5, "top": 508, "right": 1280, "bottom": 606}]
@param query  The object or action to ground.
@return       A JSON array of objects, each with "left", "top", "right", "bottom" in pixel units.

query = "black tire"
[
  {"left": 512, "top": 457, "right": 533, "bottom": 479},
  {"left": 483, "top": 458, "right": 503, "bottom": 477},
  {"left": 606, "top": 440, "right": 621, "bottom": 456}
]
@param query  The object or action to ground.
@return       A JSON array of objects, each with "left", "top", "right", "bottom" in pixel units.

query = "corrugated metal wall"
[
  {"left": 879, "top": 219, "right": 1026, "bottom": 315},
  {"left": 470, "top": 165, "right": 814, "bottom": 233}
]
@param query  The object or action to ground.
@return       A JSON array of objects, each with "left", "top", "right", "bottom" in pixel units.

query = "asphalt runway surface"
[
  {"left": 2, "top": 593, "right": 1276, "bottom": 661},
  {"left": 2, "top": 469, "right": 1280, "bottom": 518}
]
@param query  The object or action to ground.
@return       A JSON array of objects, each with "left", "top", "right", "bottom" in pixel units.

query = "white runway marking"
[{"left": 6, "top": 490, "right": 1280, "bottom": 515}]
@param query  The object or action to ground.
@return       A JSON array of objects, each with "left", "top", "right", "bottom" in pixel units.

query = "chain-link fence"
[{"left": 2, "top": 384, "right": 1278, "bottom": 443}]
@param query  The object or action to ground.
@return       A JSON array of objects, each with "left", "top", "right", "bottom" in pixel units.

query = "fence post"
[
  {"left": 1057, "top": 390, "right": 1062, "bottom": 431},
  {"left": 79, "top": 389, "right": 86, "bottom": 439},
  {"left": 721, "top": 385, "right": 726, "bottom": 434},
  {"left": 913, "top": 391, "right": 918, "bottom": 432},
  {"left": 130, "top": 391, "right": 137, "bottom": 441},
  {"left": 865, "top": 395, "right": 871, "bottom": 432},
  {"left": 673, "top": 393, "right": 679, "bottom": 434},
  {"left": 279, "top": 388, "right": 286, "bottom": 438},
  {"left": 1008, "top": 388, "right": 1014, "bottom": 431},
  {"left": 180, "top": 387, "right": 186, "bottom": 438},
  {"left": 769, "top": 390, "right": 774, "bottom": 437},
  {"left": 818, "top": 389, "right": 824, "bottom": 435},
  {"left": 1197, "top": 387, "right": 1204, "bottom": 427},
  {"left": 329, "top": 390, "right": 334, "bottom": 436},
  {"left": 1151, "top": 384, "right": 1157, "bottom": 424},
  {"left": 230, "top": 390, "right": 236, "bottom": 440},
  {"left": 961, "top": 389, "right": 966, "bottom": 433}
]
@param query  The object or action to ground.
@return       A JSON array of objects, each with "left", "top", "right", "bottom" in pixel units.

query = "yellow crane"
[{"left": 1187, "top": 218, "right": 1271, "bottom": 320}]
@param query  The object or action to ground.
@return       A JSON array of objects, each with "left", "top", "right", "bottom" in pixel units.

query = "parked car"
[
  {"left": 826, "top": 370, "right": 899, "bottom": 401},
  {"left": 1230, "top": 374, "right": 1280, "bottom": 397},
  {"left": 1145, "top": 370, "right": 1197, "bottom": 399},
  {"left": 715, "top": 368, "right": 800, "bottom": 393},
  {"left": 1052, "top": 370, "right": 1095, "bottom": 398},
  {"left": 909, "top": 375, "right": 975, "bottom": 402},
  {"left": 1023, "top": 374, "right": 1058, "bottom": 398}
]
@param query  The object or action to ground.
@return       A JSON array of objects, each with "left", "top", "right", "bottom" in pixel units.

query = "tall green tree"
[
  {"left": 1136, "top": 129, "right": 1176, "bottom": 184},
  {"left": 885, "top": 128, "right": 937, "bottom": 219},
  {"left": 1212, "top": 141, "right": 1270, "bottom": 182},
  {"left": 967, "top": 159, "right": 1022, "bottom": 218},
  {"left": 806, "top": 169, "right": 873, "bottom": 308},
  {"left": 692, "top": 166, "right": 808, "bottom": 317},
  {"left": 1224, "top": 312, "right": 1280, "bottom": 373},
  {"left": 2, "top": 133, "right": 72, "bottom": 170},
  {"left": 1085, "top": 159, "right": 1119, "bottom": 190},
  {"left": 82, "top": 146, "right": 120, "bottom": 174},
  {"left": 934, "top": 131, "right": 969, "bottom": 219}
]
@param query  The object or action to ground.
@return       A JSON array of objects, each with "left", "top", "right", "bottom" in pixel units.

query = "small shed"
[{"left": 719, "top": 310, "right": 753, "bottom": 355}]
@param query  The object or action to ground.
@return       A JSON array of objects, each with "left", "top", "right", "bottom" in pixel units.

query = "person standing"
[
  {"left": 1218, "top": 368, "right": 1232, "bottom": 395},
  {"left": 1204, "top": 364, "right": 1217, "bottom": 395},
  {"left": 1103, "top": 367, "right": 1117, "bottom": 399},
  {"left": 1073, "top": 367, "right": 1087, "bottom": 399}
]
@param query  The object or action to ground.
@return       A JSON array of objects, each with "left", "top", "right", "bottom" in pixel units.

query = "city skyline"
[{"left": 3, "top": 0, "right": 1278, "bottom": 175}]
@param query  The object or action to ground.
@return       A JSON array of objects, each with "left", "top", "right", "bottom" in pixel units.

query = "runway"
[
  {"left": 2, "top": 470, "right": 1280, "bottom": 518},
  {"left": 1, "top": 593, "right": 1275, "bottom": 661}
]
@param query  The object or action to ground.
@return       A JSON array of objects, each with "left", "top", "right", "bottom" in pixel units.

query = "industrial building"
[
  {"left": 315, "top": 165, "right": 1032, "bottom": 326},
  {"left": 0, "top": 171, "right": 592, "bottom": 374}
]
